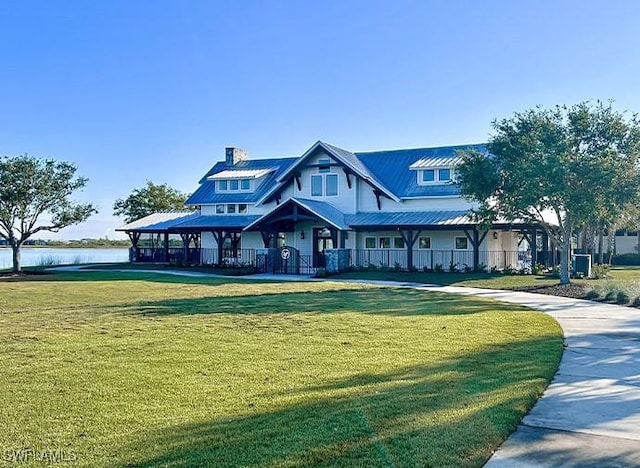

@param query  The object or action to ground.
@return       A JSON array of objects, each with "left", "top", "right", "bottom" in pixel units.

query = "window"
[
  {"left": 455, "top": 237, "right": 468, "bottom": 250},
  {"left": 422, "top": 170, "right": 435, "bottom": 182},
  {"left": 318, "top": 158, "right": 331, "bottom": 173},
  {"left": 394, "top": 237, "right": 405, "bottom": 249},
  {"left": 227, "top": 204, "right": 236, "bottom": 214},
  {"left": 418, "top": 237, "right": 431, "bottom": 249},
  {"left": 311, "top": 175, "right": 323, "bottom": 196},
  {"left": 326, "top": 174, "right": 338, "bottom": 196},
  {"left": 238, "top": 204, "right": 248, "bottom": 214},
  {"left": 229, "top": 179, "right": 239, "bottom": 190},
  {"left": 215, "top": 204, "right": 225, "bottom": 214},
  {"left": 218, "top": 180, "right": 228, "bottom": 191},
  {"left": 241, "top": 179, "right": 251, "bottom": 190},
  {"left": 439, "top": 168, "right": 451, "bottom": 181},
  {"left": 379, "top": 237, "right": 391, "bottom": 249},
  {"left": 365, "top": 237, "right": 376, "bottom": 249}
]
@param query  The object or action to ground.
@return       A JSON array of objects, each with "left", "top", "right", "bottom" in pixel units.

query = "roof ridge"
[{"left": 355, "top": 142, "right": 486, "bottom": 155}]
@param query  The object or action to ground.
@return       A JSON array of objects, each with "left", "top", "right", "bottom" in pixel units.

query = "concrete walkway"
[{"left": 48, "top": 267, "right": 640, "bottom": 464}]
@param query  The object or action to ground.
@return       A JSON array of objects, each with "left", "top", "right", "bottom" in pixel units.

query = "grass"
[{"left": 0, "top": 271, "right": 562, "bottom": 467}]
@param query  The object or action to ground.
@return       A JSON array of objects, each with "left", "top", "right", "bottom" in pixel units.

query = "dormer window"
[
  {"left": 209, "top": 168, "right": 274, "bottom": 193},
  {"left": 418, "top": 168, "right": 453, "bottom": 185}
]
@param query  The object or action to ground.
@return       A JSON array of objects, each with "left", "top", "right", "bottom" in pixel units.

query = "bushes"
[{"left": 612, "top": 253, "right": 640, "bottom": 266}]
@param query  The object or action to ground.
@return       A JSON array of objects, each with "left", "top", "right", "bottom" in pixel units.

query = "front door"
[{"left": 313, "top": 227, "right": 336, "bottom": 267}]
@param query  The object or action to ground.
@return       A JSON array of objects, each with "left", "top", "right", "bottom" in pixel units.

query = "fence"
[
  {"left": 131, "top": 247, "right": 256, "bottom": 266},
  {"left": 349, "top": 249, "right": 531, "bottom": 271}
]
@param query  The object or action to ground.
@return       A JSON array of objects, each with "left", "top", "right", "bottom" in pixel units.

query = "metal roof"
[
  {"left": 174, "top": 215, "right": 261, "bottom": 230},
  {"left": 244, "top": 197, "right": 350, "bottom": 231},
  {"left": 344, "top": 210, "right": 474, "bottom": 228},
  {"left": 186, "top": 157, "right": 297, "bottom": 206},
  {"left": 355, "top": 144, "right": 486, "bottom": 199},
  {"left": 116, "top": 211, "right": 199, "bottom": 232},
  {"left": 207, "top": 169, "right": 273, "bottom": 180},
  {"left": 409, "top": 156, "right": 463, "bottom": 169}
]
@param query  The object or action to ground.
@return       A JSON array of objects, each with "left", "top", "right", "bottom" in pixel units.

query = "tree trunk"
[
  {"left": 11, "top": 243, "right": 21, "bottom": 273},
  {"left": 559, "top": 229, "right": 571, "bottom": 285},
  {"left": 597, "top": 229, "right": 604, "bottom": 265}
]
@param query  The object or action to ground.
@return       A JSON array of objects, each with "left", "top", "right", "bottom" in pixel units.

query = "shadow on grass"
[
  {"left": 126, "top": 288, "right": 529, "bottom": 317},
  {"left": 121, "top": 336, "right": 563, "bottom": 468}
]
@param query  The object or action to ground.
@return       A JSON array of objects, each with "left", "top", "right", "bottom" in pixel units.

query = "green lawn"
[{"left": 0, "top": 271, "right": 562, "bottom": 467}]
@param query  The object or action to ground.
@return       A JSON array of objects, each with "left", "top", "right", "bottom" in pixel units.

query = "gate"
[{"left": 256, "top": 246, "right": 315, "bottom": 275}]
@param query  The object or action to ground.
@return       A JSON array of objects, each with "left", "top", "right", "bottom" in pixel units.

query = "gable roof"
[
  {"left": 257, "top": 141, "right": 400, "bottom": 205},
  {"left": 355, "top": 143, "right": 486, "bottom": 199},
  {"left": 244, "top": 197, "right": 350, "bottom": 231}
]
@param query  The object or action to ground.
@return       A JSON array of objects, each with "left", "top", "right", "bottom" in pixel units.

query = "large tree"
[
  {"left": 0, "top": 155, "right": 97, "bottom": 273},
  {"left": 113, "top": 180, "right": 190, "bottom": 224},
  {"left": 457, "top": 102, "right": 640, "bottom": 284}
]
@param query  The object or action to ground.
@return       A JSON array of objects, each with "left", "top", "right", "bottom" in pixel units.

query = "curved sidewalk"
[{"left": 355, "top": 281, "right": 640, "bottom": 467}]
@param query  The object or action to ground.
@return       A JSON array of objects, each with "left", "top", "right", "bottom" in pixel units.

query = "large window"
[
  {"left": 311, "top": 173, "right": 339, "bottom": 197},
  {"left": 326, "top": 174, "right": 338, "bottom": 196},
  {"left": 379, "top": 237, "right": 391, "bottom": 249},
  {"left": 365, "top": 237, "right": 376, "bottom": 249},
  {"left": 311, "top": 175, "right": 323, "bottom": 196},
  {"left": 393, "top": 237, "right": 405, "bottom": 249}
]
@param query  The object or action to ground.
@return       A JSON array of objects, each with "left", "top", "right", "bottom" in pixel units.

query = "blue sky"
[{"left": 1, "top": 1, "right": 639, "bottom": 239}]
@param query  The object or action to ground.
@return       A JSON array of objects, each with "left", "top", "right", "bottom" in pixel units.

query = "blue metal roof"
[
  {"left": 292, "top": 198, "right": 350, "bottom": 230},
  {"left": 244, "top": 197, "right": 350, "bottom": 231},
  {"left": 345, "top": 210, "right": 473, "bottom": 228},
  {"left": 186, "top": 157, "right": 298, "bottom": 206},
  {"left": 174, "top": 215, "right": 261, "bottom": 230},
  {"left": 355, "top": 144, "right": 486, "bottom": 198},
  {"left": 117, "top": 211, "right": 200, "bottom": 232}
]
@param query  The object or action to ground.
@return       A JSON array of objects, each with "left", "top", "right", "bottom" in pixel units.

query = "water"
[{"left": 0, "top": 247, "right": 129, "bottom": 269}]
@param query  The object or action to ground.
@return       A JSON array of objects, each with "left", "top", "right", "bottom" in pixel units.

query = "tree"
[
  {"left": 113, "top": 180, "right": 190, "bottom": 224},
  {"left": 457, "top": 102, "right": 640, "bottom": 284},
  {"left": 0, "top": 155, "right": 97, "bottom": 273}
]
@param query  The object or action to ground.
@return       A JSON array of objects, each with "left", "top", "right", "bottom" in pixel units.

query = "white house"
[{"left": 118, "top": 141, "right": 551, "bottom": 273}]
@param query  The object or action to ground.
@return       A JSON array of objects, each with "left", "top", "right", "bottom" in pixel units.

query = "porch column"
[
  {"left": 530, "top": 228, "right": 537, "bottom": 265},
  {"left": 463, "top": 228, "right": 488, "bottom": 272},
  {"left": 541, "top": 230, "right": 550, "bottom": 267},
  {"left": 181, "top": 233, "right": 189, "bottom": 263},
  {"left": 399, "top": 229, "right": 421, "bottom": 270},
  {"left": 163, "top": 232, "right": 170, "bottom": 263}
]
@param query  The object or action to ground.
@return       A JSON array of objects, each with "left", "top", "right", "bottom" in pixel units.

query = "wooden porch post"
[
  {"left": 530, "top": 228, "right": 537, "bottom": 266},
  {"left": 399, "top": 229, "right": 421, "bottom": 270},
  {"left": 163, "top": 232, "right": 170, "bottom": 263}
]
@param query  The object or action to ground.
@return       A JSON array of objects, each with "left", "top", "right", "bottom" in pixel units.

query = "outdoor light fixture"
[
  {"left": 493, "top": 231, "right": 499, "bottom": 240},
  {"left": 300, "top": 231, "right": 305, "bottom": 239}
]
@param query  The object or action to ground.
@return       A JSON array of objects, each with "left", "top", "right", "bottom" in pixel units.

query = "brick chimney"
[{"left": 225, "top": 147, "right": 248, "bottom": 165}]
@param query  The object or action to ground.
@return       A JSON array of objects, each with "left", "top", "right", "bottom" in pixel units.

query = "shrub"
[
  {"left": 612, "top": 253, "right": 640, "bottom": 266},
  {"left": 477, "top": 263, "right": 488, "bottom": 273},
  {"left": 550, "top": 266, "right": 560, "bottom": 279},
  {"left": 434, "top": 263, "right": 444, "bottom": 273},
  {"left": 314, "top": 268, "right": 327, "bottom": 278},
  {"left": 604, "top": 291, "right": 617, "bottom": 302},
  {"left": 591, "top": 264, "right": 610, "bottom": 279},
  {"left": 449, "top": 260, "right": 458, "bottom": 273},
  {"left": 616, "top": 291, "right": 630, "bottom": 305},
  {"left": 392, "top": 261, "right": 402, "bottom": 272},
  {"left": 632, "top": 297, "right": 640, "bottom": 308},
  {"left": 585, "top": 290, "right": 600, "bottom": 300},
  {"left": 532, "top": 263, "right": 546, "bottom": 275},
  {"left": 462, "top": 264, "right": 473, "bottom": 273}
]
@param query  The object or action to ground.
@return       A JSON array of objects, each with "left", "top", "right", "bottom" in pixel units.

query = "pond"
[{"left": 0, "top": 247, "right": 130, "bottom": 269}]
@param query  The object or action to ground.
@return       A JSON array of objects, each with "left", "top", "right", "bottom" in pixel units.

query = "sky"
[{"left": 1, "top": 1, "right": 640, "bottom": 240}]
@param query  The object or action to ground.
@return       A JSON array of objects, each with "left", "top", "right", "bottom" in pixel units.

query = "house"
[{"left": 118, "top": 141, "right": 552, "bottom": 273}]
